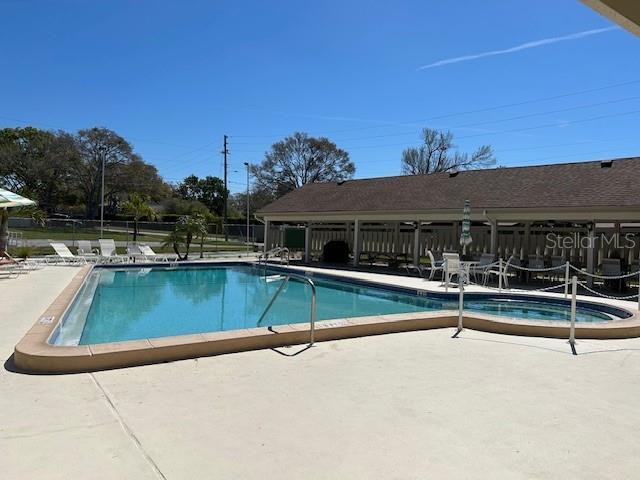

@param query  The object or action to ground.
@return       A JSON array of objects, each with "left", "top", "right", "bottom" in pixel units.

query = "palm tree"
[
  {"left": 122, "top": 193, "right": 156, "bottom": 242},
  {"left": 176, "top": 214, "right": 208, "bottom": 259},
  {"left": 162, "top": 229, "right": 185, "bottom": 260}
]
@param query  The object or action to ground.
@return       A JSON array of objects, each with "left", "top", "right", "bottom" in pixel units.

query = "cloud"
[{"left": 417, "top": 26, "right": 618, "bottom": 70}]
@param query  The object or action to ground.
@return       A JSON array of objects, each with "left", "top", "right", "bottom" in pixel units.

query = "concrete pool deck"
[{"left": 3, "top": 266, "right": 640, "bottom": 478}]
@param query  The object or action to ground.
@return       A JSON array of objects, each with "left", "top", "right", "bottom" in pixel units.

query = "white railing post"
[
  {"left": 453, "top": 274, "right": 464, "bottom": 338},
  {"left": 569, "top": 275, "right": 577, "bottom": 355},
  {"left": 444, "top": 259, "right": 449, "bottom": 293},
  {"left": 637, "top": 271, "right": 640, "bottom": 311},
  {"left": 564, "top": 261, "right": 570, "bottom": 299},
  {"left": 498, "top": 258, "right": 503, "bottom": 293}
]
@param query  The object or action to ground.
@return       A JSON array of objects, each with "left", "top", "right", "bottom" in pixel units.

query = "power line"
[
  {"left": 229, "top": 95, "right": 640, "bottom": 145},
  {"left": 229, "top": 78, "right": 640, "bottom": 139},
  {"left": 324, "top": 108, "right": 640, "bottom": 151}
]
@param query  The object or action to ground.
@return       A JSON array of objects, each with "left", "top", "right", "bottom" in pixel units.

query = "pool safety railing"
[
  {"left": 257, "top": 274, "right": 316, "bottom": 347},
  {"left": 259, "top": 247, "right": 290, "bottom": 277},
  {"left": 466, "top": 257, "right": 640, "bottom": 310},
  {"left": 569, "top": 275, "right": 577, "bottom": 356},
  {"left": 452, "top": 273, "right": 464, "bottom": 338}
]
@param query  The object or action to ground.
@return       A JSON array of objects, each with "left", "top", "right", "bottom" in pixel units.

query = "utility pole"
[
  {"left": 244, "top": 162, "right": 250, "bottom": 256},
  {"left": 100, "top": 149, "right": 105, "bottom": 239},
  {"left": 222, "top": 134, "right": 229, "bottom": 241}
]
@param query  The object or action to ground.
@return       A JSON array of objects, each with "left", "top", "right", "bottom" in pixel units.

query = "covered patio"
[{"left": 257, "top": 158, "right": 640, "bottom": 284}]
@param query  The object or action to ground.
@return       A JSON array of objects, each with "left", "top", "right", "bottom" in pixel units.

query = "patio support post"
[
  {"left": 394, "top": 222, "right": 400, "bottom": 256},
  {"left": 413, "top": 222, "right": 421, "bottom": 266},
  {"left": 586, "top": 224, "right": 596, "bottom": 287},
  {"left": 304, "top": 223, "right": 312, "bottom": 263},
  {"left": 263, "top": 219, "right": 270, "bottom": 253},
  {"left": 523, "top": 222, "right": 531, "bottom": 260},
  {"left": 353, "top": 219, "right": 361, "bottom": 266},
  {"left": 490, "top": 220, "right": 498, "bottom": 255}
]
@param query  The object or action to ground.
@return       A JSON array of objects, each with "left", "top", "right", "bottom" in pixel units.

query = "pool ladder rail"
[
  {"left": 257, "top": 274, "right": 316, "bottom": 347},
  {"left": 258, "top": 247, "right": 290, "bottom": 267}
]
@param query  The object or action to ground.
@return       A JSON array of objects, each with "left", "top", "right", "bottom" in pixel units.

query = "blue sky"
[{"left": 1, "top": 0, "right": 639, "bottom": 193}]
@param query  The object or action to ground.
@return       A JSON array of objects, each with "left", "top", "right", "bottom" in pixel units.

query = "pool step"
[{"left": 264, "top": 274, "right": 286, "bottom": 283}]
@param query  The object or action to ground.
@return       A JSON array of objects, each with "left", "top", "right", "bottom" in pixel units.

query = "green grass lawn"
[
  {"left": 8, "top": 242, "right": 248, "bottom": 258},
  {"left": 11, "top": 227, "right": 245, "bottom": 247}
]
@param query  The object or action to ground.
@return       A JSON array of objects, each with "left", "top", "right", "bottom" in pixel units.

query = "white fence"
[{"left": 266, "top": 222, "right": 640, "bottom": 266}]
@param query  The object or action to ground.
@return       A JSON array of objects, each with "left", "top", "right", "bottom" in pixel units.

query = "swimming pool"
[{"left": 51, "top": 264, "right": 626, "bottom": 346}]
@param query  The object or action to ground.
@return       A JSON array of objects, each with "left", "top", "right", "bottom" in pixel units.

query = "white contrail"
[{"left": 417, "top": 26, "right": 618, "bottom": 70}]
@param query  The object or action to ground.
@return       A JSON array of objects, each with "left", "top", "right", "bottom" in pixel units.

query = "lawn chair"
[
  {"left": 47, "top": 242, "right": 87, "bottom": 265},
  {"left": 126, "top": 243, "right": 148, "bottom": 262},
  {"left": 139, "top": 244, "right": 177, "bottom": 262},
  {"left": 469, "top": 253, "right": 495, "bottom": 283},
  {"left": 98, "top": 239, "right": 128, "bottom": 263},
  {"left": 0, "top": 263, "right": 19, "bottom": 279},
  {"left": 1, "top": 253, "right": 43, "bottom": 272},
  {"left": 423, "top": 250, "right": 444, "bottom": 281},
  {"left": 484, "top": 255, "right": 516, "bottom": 288},
  {"left": 442, "top": 252, "right": 462, "bottom": 286},
  {"left": 77, "top": 240, "right": 99, "bottom": 262}
]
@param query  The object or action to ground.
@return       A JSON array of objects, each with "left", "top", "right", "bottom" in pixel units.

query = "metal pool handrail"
[{"left": 257, "top": 274, "right": 316, "bottom": 346}]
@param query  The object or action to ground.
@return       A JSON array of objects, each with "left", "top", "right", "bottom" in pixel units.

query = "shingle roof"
[{"left": 258, "top": 157, "right": 640, "bottom": 214}]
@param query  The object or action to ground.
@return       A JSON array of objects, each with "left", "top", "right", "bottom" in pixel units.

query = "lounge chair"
[
  {"left": 1, "top": 253, "right": 43, "bottom": 272},
  {"left": 98, "top": 239, "right": 128, "bottom": 263},
  {"left": 127, "top": 243, "right": 149, "bottom": 262},
  {"left": 0, "top": 264, "right": 19, "bottom": 279},
  {"left": 47, "top": 242, "right": 87, "bottom": 265},
  {"left": 77, "top": 240, "right": 99, "bottom": 262},
  {"left": 139, "top": 244, "right": 177, "bottom": 262}
]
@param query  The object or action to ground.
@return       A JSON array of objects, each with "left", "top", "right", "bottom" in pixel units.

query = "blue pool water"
[{"left": 53, "top": 265, "right": 621, "bottom": 346}]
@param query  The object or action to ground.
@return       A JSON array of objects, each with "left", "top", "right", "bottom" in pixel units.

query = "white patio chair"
[
  {"left": 424, "top": 250, "right": 444, "bottom": 281},
  {"left": 139, "top": 244, "right": 177, "bottom": 262},
  {"left": 469, "top": 253, "right": 495, "bottom": 283},
  {"left": 443, "top": 252, "right": 462, "bottom": 286},
  {"left": 127, "top": 243, "right": 148, "bottom": 262},
  {"left": 484, "top": 255, "right": 516, "bottom": 288},
  {"left": 98, "top": 239, "right": 128, "bottom": 263},
  {"left": 77, "top": 240, "right": 99, "bottom": 262},
  {"left": 48, "top": 242, "right": 87, "bottom": 265},
  {"left": 0, "top": 264, "right": 19, "bottom": 279},
  {"left": 1, "top": 253, "right": 43, "bottom": 272}
]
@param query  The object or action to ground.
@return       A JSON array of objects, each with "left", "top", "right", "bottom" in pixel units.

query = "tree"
[
  {"left": 176, "top": 175, "right": 226, "bottom": 216},
  {"left": 73, "top": 128, "right": 136, "bottom": 219},
  {"left": 252, "top": 132, "right": 355, "bottom": 197},
  {"left": 401, "top": 128, "right": 495, "bottom": 175},
  {"left": 122, "top": 193, "right": 156, "bottom": 241},
  {"left": 163, "top": 214, "right": 208, "bottom": 260},
  {"left": 0, "top": 127, "right": 80, "bottom": 213},
  {"left": 109, "top": 156, "right": 171, "bottom": 209},
  {"left": 229, "top": 186, "right": 275, "bottom": 220}
]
